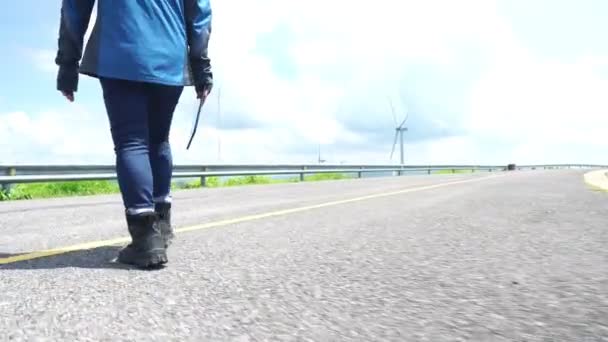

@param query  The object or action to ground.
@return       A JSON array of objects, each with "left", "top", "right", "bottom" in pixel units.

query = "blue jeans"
[{"left": 100, "top": 78, "right": 184, "bottom": 214}]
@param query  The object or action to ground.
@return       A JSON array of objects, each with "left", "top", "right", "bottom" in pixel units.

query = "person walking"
[{"left": 55, "top": 0, "right": 213, "bottom": 268}]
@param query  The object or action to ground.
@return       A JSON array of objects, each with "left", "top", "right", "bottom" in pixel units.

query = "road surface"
[{"left": 0, "top": 170, "right": 606, "bottom": 341}]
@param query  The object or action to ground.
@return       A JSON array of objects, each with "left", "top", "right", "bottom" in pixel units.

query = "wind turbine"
[
  {"left": 389, "top": 97, "right": 409, "bottom": 165},
  {"left": 318, "top": 144, "right": 326, "bottom": 164}
]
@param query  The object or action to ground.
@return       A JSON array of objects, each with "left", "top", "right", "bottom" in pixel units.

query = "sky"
[{"left": 0, "top": 0, "right": 607, "bottom": 166}]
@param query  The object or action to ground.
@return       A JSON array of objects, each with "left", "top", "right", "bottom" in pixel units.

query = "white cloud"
[
  {"left": 4, "top": 0, "right": 608, "bottom": 166},
  {"left": 0, "top": 106, "right": 114, "bottom": 165},
  {"left": 467, "top": 53, "right": 608, "bottom": 157},
  {"left": 185, "top": 0, "right": 510, "bottom": 164},
  {"left": 29, "top": 4, "right": 97, "bottom": 74},
  {"left": 24, "top": 48, "right": 57, "bottom": 73}
]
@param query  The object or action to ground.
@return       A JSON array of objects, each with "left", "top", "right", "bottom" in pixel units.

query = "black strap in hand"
[{"left": 187, "top": 98, "right": 205, "bottom": 150}]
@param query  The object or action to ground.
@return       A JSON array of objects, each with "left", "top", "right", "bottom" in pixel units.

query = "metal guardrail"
[{"left": 0, "top": 163, "right": 606, "bottom": 188}]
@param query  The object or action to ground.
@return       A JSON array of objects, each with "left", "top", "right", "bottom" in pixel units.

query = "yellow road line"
[{"left": 0, "top": 174, "right": 503, "bottom": 265}]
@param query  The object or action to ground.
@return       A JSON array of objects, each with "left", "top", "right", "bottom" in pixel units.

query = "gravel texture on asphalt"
[{"left": 1, "top": 170, "right": 606, "bottom": 341}]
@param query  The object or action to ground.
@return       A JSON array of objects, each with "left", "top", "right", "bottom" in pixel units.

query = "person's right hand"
[
  {"left": 190, "top": 56, "right": 213, "bottom": 102},
  {"left": 196, "top": 88, "right": 210, "bottom": 102},
  {"left": 57, "top": 65, "right": 79, "bottom": 102}
]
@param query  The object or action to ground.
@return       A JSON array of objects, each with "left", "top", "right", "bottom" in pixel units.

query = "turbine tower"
[{"left": 389, "top": 97, "right": 409, "bottom": 165}]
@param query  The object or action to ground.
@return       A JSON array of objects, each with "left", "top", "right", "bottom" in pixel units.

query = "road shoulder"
[{"left": 583, "top": 169, "right": 608, "bottom": 192}]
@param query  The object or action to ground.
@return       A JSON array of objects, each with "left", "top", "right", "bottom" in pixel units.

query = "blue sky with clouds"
[{"left": 1, "top": 0, "right": 607, "bottom": 165}]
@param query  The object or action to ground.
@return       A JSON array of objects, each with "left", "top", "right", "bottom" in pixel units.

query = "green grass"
[
  {"left": 173, "top": 175, "right": 294, "bottom": 189},
  {"left": 432, "top": 169, "right": 474, "bottom": 175},
  {"left": 0, "top": 172, "right": 354, "bottom": 201},
  {"left": 1, "top": 181, "right": 121, "bottom": 201},
  {"left": 223, "top": 175, "right": 275, "bottom": 187},
  {"left": 304, "top": 172, "right": 353, "bottom": 181}
]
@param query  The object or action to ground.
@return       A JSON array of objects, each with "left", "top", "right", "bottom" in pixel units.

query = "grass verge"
[
  {"left": 0, "top": 173, "right": 353, "bottom": 201},
  {"left": 1, "top": 181, "right": 121, "bottom": 201},
  {"left": 432, "top": 169, "right": 474, "bottom": 175}
]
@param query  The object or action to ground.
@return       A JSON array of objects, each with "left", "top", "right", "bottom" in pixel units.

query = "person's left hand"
[
  {"left": 61, "top": 91, "right": 75, "bottom": 102},
  {"left": 57, "top": 65, "right": 78, "bottom": 102}
]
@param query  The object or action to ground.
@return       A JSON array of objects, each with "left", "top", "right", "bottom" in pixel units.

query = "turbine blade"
[
  {"left": 390, "top": 131, "right": 398, "bottom": 160},
  {"left": 398, "top": 107, "right": 409, "bottom": 129},
  {"left": 389, "top": 98, "right": 398, "bottom": 126}
]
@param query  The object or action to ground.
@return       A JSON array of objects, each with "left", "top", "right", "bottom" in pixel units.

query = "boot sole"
[{"left": 118, "top": 248, "right": 168, "bottom": 269}]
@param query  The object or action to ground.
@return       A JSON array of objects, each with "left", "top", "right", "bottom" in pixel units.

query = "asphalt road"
[{"left": 0, "top": 170, "right": 606, "bottom": 341}]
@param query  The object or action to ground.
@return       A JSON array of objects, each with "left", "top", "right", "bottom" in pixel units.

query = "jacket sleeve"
[
  {"left": 184, "top": 0, "right": 213, "bottom": 90},
  {"left": 55, "top": 0, "right": 96, "bottom": 68}
]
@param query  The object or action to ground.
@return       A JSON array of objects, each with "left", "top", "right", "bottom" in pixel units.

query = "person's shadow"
[{"left": 0, "top": 246, "right": 164, "bottom": 271}]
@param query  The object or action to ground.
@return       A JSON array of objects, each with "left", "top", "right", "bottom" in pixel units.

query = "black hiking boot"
[
  {"left": 155, "top": 202, "right": 174, "bottom": 248},
  {"left": 118, "top": 212, "right": 168, "bottom": 269}
]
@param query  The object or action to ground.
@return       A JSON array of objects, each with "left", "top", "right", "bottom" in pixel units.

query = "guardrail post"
[
  {"left": 300, "top": 166, "right": 306, "bottom": 182},
  {"left": 1, "top": 167, "right": 16, "bottom": 192},
  {"left": 200, "top": 167, "right": 207, "bottom": 187}
]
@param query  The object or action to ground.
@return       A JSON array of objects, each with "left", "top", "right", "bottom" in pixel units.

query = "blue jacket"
[{"left": 55, "top": 0, "right": 212, "bottom": 88}]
